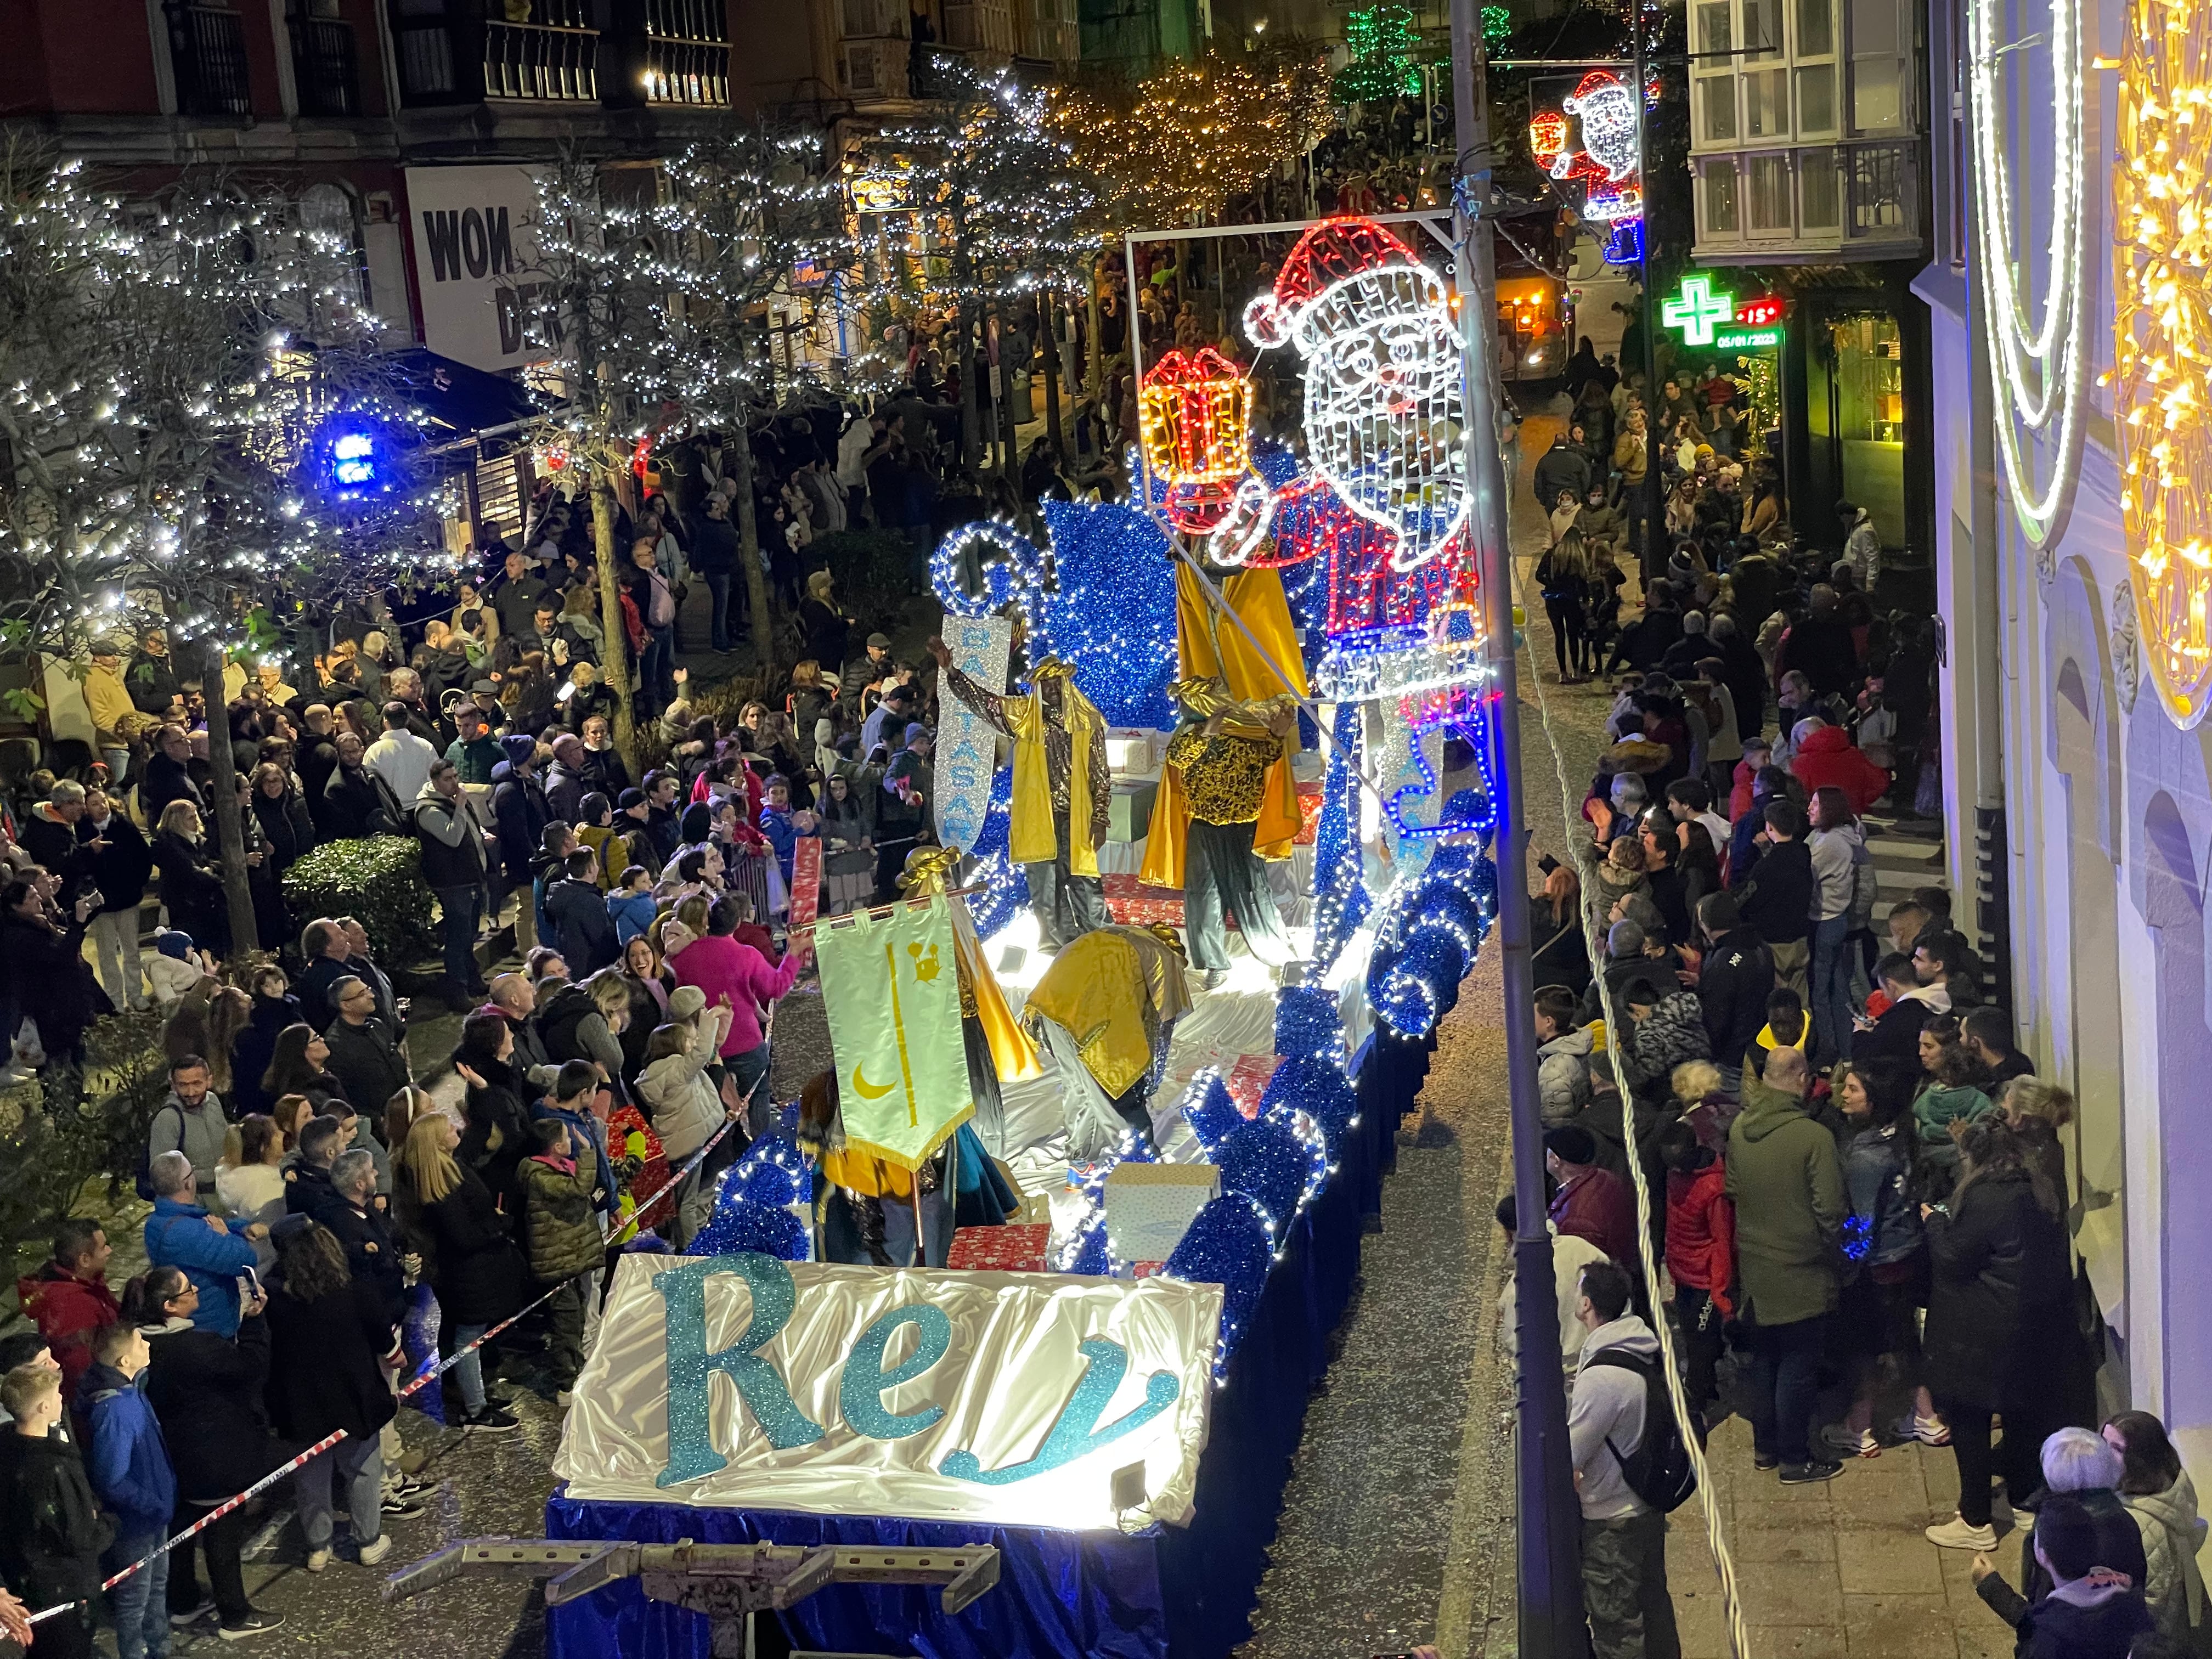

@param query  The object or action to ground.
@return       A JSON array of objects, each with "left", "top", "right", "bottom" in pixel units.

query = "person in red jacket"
[
  {"left": 15, "top": 1220, "right": 119, "bottom": 1401},
  {"left": 1729, "top": 735, "right": 1774, "bottom": 822},
  {"left": 1660, "top": 1118, "right": 1734, "bottom": 1426},
  {"left": 1787, "top": 717, "right": 1889, "bottom": 815}
]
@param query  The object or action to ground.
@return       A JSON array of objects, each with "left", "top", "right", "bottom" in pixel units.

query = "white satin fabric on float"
[{"left": 552, "top": 1254, "right": 1224, "bottom": 1532}]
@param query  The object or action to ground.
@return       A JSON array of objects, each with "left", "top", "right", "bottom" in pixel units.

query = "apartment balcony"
[
  {"left": 290, "top": 13, "right": 363, "bottom": 115},
  {"left": 1691, "top": 139, "right": 1923, "bottom": 262},
  {"left": 389, "top": 0, "right": 731, "bottom": 109},
  {"left": 166, "top": 1, "right": 254, "bottom": 117},
  {"left": 942, "top": 0, "right": 1015, "bottom": 53}
]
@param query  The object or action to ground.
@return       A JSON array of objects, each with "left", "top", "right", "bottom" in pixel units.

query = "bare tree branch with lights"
[
  {"left": 0, "top": 131, "right": 450, "bottom": 950},
  {"left": 862, "top": 58, "right": 1098, "bottom": 473}
]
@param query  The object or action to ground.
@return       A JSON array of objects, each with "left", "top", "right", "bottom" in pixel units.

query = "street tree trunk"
[
  {"left": 957, "top": 300, "right": 980, "bottom": 471},
  {"left": 178, "top": 633, "right": 258, "bottom": 955},
  {"left": 730, "top": 435, "right": 776, "bottom": 677},
  {"left": 1041, "top": 287, "right": 1065, "bottom": 455},
  {"left": 591, "top": 472, "right": 639, "bottom": 766},
  {"left": 994, "top": 301, "right": 1019, "bottom": 477}
]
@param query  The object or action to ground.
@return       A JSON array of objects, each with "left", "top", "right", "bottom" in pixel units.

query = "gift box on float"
[
  {"left": 945, "top": 1223, "right": 1052, "bottom": 1273},
  {"left": 1108, "top": 778, "right": 1160, "bottom": 843},
  {"left": 1104, "top": 1161, "right": 1221, "bottom": 1265}
]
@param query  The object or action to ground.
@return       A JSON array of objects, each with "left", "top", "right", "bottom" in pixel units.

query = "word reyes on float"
[{"left": 551, "top": 1254, "right": 1226, "bottom": 1530}]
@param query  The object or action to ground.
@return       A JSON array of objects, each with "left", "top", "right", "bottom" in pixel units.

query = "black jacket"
[
  {"left": 1, "top": 913, "right": 100, "bottom": 1058},
  {"left": 1855, "top": 996, "right": 1931, "bottom": 1071},
  {"left": 490, "top": 761, "right": 552, "bottom": 882},
  {"left": 263, "top": 1280, "right": 399, "bottom": 1443},
  {"left": 1922, "top": 1166, "right": 2074, "bottom": 1409},
  {"left": 320, "top": 764, "right": 402, "bottom": 840},
  {"left": 421, "top": 1166, "right": 531, "bottom": 1326},
  {"left": 1698, "top": 928, "right": 1775, "bottom": 1064},
  {"left": 229, "top": 992, "right": 303, "bottom": 1118},
  {"left": 151, "top": 830, "right": 225, "bottom": 935},
  {"left": 324, "top": 1015, "right": 411, "bottom": 1120},
  {"left": 142, "top": 1317, "right": 283, "bottom": 1499},
  {"left": 283, "top": 1160, "right": 347, "bottom": 1228},
  {"left": 545, "top": 876, "right": 617, "bottom": 976},
  {"left": 139, "top": 751, "right": 202, "bottom": 822},
  {"left": 20, "top": 809, "right": 95, "bottom": 904},
  {"left": 249, "top": 787, "right": 317, "bottom": 873},
  {"left": 320, "top": 1199, "right": 407, "bottom": 1329},
  {"left": 79, "top": 812, "right": 155, "bottom": 913},
  {"left": 544, "top": 761, "right": 592, "bottom": 826},
  {"left": 459, "top": 1053, "right": 533, "bottom": 1205},
  {"left": 0, "top": 1427, "right": 112, "bottom": 1604},
  {"left": 1532, "top": 441, "right": 1593, "bottom": 511},
  {"left": 689, "top": 515, "right": 739, "bottom": 575},
  {"left": 297, "top": 735, "right": 342, "bottom": 818},
  {"left": 295, "top": 953, "right": 360, "bottom": 1033},
  {"left": 1739, "top": 839, "right": 1815, "bottom": 946}
]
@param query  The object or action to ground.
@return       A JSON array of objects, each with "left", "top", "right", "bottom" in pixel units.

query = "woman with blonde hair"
[
  {"left": 396, "top": 1113, "right": 523, "bottom": 1434},
  {"left": 152, "top": 797, "right": 230, "bottom": 954},
  {"left": 1999, "top": 1075, "right": 2074, "bottom": 1203},
  {"left": 1528, "top": 857, "right": 1589, "bottom": 996}
]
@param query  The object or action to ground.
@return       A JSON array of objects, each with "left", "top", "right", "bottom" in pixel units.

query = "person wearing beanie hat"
[
  {"left": 610, "top": 787, "right": 663, "bottom": 881},
  {"left": 1545, "top": 1122, "right": 1637, "bottom": 1267},
  {"left": 490, "top": 733, "right": 553, "bottom": 955},
  {"left": 146, "top": 929, "right": 210, "bottom": 1010},
  {"left": 634, "top": 985, "right": 736, "bottom": 1246},
  {"left": 574, "top": 792, "right": 621, "bottom": 892}
]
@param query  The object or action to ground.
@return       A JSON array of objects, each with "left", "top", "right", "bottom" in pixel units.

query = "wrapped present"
[
  {"left": 1104, "top": 1161, "right": 1221, "bottom": 1265},
  {"left": 945, "top": 1223, "right": 1051, "bottom": 1273},
  {"left": 1103, "top": 871, "right": 1186, "bottom": 928},
  {"left": 1105, "top": 729, "right": 1160, "bottom": 777},
  {"left": 1295, "top": 781, "right": 1323, "bottom": 846},
  {"left": 1108, "top": 778, "right": 1160, "bottom": 843},
  {"left": 1224, "top": 1053, "right": 1283, "bottom": 1117},
  {"left": 1130, "top": 1261, "right": 1168, "bottom": 1279}
]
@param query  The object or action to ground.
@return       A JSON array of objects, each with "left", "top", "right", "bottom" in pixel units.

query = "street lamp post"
[{"left": 1450, "top": 1, "right": 1591, "bottom": 1655}]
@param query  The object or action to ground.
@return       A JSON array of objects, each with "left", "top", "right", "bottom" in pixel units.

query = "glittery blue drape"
[{"left": 544, "top": 1031, "right": 1434, "bottom": 1659}]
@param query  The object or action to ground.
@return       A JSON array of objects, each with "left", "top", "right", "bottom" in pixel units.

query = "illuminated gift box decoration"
[
  {"left": 945, "top": 1223, "right": 1052, "bottom": 1272},
  {"left": 1138, "top": 347, "right": 1256, "bottom": 534}
]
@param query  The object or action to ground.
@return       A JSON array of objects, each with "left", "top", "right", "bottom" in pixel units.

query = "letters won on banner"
[{"left": 551, "top": 1254, "right": 1224, "bottom": 1531}]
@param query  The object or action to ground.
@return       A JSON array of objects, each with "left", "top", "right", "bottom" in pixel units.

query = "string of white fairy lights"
[{"left": 1967, "top": 0, "right": 2088, "bottom": 545}]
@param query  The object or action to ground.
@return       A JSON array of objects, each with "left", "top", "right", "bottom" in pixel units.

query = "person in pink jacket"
[
  {"left": 669, "top": 894, "right": 808, "bottom": 1133},
  {"left": 1786, "top": 718, "right": 1890, "bottom": 815}
]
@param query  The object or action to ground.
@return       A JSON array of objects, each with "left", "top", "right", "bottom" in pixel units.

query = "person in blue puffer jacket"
[{"left": 1818, "top": 1057, "right": 1945, "bottom": 1460}]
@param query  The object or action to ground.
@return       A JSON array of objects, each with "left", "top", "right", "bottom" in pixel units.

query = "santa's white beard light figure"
[{"left": 1243, "top": 221, "right": 1470, "bottom": 573}]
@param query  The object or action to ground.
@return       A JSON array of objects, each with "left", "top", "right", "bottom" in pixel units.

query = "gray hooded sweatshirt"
[{"left": 1568, "top": 1312, "right": 1662, "bottom": 1520}]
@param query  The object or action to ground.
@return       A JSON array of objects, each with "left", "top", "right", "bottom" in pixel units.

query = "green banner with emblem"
[{"left": 815, "top": 895, "right": 973, "bottom": 1171}]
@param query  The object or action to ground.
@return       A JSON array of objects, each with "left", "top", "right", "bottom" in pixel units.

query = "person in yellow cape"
[
  {"left": 898, "top": 844, "right": 1040, "bottom": 1155},
  {"left": 797, "top": 1068, "right": 1022, "bottom": 1267},
  {"left": 1141, "top": 676, "right": 1302, "bottom": 989},
  {"left": 1022, "top": 922, "right": 1193, "bottom": 1158},
  {"left": 929, "top": 637, "right": 1110, "bottom": 950}
]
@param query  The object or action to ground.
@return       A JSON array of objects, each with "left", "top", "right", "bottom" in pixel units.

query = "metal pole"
[
  {"left": 1634, "top": 12, "right": 1663, "bottom": 585},
  {"left": 1449, "top": 2, "right": 1588, "bottom": 1656}
]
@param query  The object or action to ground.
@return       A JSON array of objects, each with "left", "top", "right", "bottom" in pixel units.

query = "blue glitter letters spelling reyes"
[
  {"left": 839, "top": 1303, "right": 953, "bottom": 1441},
  {"left": 938, "top": 1337, "right": 1180, "bottom": 1486},
  {"left": 654, "top": 1253, "right": 826, "bottom": 1485}
]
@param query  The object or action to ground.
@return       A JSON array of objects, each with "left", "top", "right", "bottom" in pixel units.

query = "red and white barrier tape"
[{"left": 27, "top": 1106, "right": 753, "bottom": 1626}]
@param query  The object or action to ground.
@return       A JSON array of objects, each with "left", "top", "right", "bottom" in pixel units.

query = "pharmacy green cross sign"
[{"left": 1662, "top": 275, "right": 1735, "bottom": 348}]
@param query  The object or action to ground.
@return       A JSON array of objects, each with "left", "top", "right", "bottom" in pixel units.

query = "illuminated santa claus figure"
[
  {"left": 1210, "top": 216, "right": 1482, "bottom": 707},
  {"left": 1241, "top": 216, "right": 1470, "bottom": 572}
]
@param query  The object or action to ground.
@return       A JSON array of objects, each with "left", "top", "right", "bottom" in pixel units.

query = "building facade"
[
  {"left": 1680, "top": 0, "right": 1932, "bottom": 564},
  {"left": 1921, "top": 0, "right": 2212, "bottom": 1475}
]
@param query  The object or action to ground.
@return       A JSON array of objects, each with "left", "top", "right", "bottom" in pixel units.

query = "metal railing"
[
  {"left": 169, "top": 3, "right": 253, "bottom": 117},
  {"left": 642, "top": 35, "right": 727, "bottom": 104},
  {"left": 484, "top": 17, "right": 598, "bottom": 101},
  {"left": 291, "top": 14, "right": 361, "bottom": 115}
]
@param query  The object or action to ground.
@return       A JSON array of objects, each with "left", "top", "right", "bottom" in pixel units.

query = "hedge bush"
[
  {"left": 281, "top": 835, "right": 437, "bottom": 962},
  {"left": 814, "top": 529, "right": 921, "bottom": 618},
  {"left": 0, "top": 1009, "right": 166, "bottom": 1282}
]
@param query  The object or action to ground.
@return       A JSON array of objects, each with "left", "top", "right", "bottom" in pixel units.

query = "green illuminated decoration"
[
  {"left": 1661, "top": 274, "right": 1735, "bottom": 348},
  {"left": 1714, "top": 326, "right": 1782, "bottom": 349},
  {"left": 1482, "top": 5, "right": 1512, "bottom": 47},
  {"left": 1334, "top": 4, "right": 1425, "bottom": 104}
]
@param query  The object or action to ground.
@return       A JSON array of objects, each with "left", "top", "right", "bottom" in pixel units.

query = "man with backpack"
[{"left": 1568, "top": 1257, "right": 1686, "bottom": 1659}]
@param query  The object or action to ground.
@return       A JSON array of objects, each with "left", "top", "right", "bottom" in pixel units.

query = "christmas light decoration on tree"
[
  {"left": 1334, "top": 4, "right": 1426, "bottom": 103},
  {"left": 2112, "top": 0, "right": 2212, "bottom": 723},
  {"left": 1482, "top": 4, "right": 1513, "bottom": 47},
  {"left": 1137, "top": 349, "right": 1256, "bottom": 534}
]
